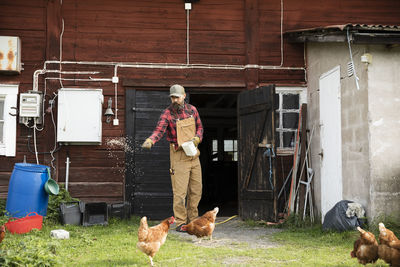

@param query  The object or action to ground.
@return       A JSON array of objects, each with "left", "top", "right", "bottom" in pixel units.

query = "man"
[{"left": 141, "top": 84, "right": 203, "bottom": 232}]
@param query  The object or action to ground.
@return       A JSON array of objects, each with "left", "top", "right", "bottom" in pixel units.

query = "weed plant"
[{"left": 0, "top": 187, "right": 78, "bottom": 266}]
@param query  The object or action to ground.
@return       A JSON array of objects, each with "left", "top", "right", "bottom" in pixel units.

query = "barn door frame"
[
  {"left": 125, "top": 88, "right": 136, "bottom": 207},
  {"left": 125, "top": 88, "right": 173, "bottom": 219},
  {"left": 238, "top": 85, "right": 277, "bottom": 221}
]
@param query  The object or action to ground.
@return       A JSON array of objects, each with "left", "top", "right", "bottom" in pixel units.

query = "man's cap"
[{"left": 169, "top": 84, "right": 185, "bottom": 97}]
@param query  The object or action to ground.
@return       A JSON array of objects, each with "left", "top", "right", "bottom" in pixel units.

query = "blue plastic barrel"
[{"left": 6, "top": 163, "right": 50, "bottom": 218}]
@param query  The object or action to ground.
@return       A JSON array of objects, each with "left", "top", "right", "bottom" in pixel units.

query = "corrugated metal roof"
[
  {"left": 284, "top": 24, "right": 400, "bottom": 44},
  {"left": 285, "top": 24, "right": 400, "bottom": 34}
]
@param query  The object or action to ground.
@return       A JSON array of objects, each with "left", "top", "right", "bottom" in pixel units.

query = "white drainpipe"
[{"left": 65, "top": 156, "right": 70, "bottom": 191}]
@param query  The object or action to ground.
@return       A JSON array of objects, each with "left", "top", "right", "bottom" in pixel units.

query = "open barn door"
[
  {"left": 238, "top": 85, "right": 276, "bottom": 221},
  {"left": 125, "top": 89, "right": 173, "bottom": 219}
]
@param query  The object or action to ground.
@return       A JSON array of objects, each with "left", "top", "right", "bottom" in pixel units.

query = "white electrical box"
[
  {"left": 0, "top": 36, "right": 22, "bottom": 73},
  {"left": 57, "top": 88, "right": 104, "bottom": 145},
  {"left": 19, "top": 93, "right": 41, "bottom": 117}
]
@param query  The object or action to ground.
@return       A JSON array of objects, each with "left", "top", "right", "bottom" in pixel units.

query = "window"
[
  {"left": 0, "top": 97, "right": 4, "bottom": 143},
  {"left": 275, "top": 87, "right": 307, "bottom": 154},
  {"left": 212, "top": 139, "right": 237, "bottom": 161},
  {"left": 0, "top": 84, "right": 18, "bottom": 156}
]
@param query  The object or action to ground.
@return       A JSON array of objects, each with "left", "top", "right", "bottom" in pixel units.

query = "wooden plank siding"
[
  {"left": 1, "top": 0, "right": 400, "bottom": 204},
  {"left": 0, "top": 0, "right": 48, "bottom": 196}
]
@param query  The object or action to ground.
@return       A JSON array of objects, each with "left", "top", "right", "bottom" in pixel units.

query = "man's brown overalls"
[{"left": 170, "top": 116, "right": 202, "bottom": 227}]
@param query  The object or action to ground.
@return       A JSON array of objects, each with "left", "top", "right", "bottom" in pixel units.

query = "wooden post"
[
  {"left": 298, "top": 104, "right": 307, "bottom": 217},
  {"left": 44, "top": 0, "right": 62, "bottom": 180},
  {"left": 244, "top": 0, "right": 259, "bottom": 90}
]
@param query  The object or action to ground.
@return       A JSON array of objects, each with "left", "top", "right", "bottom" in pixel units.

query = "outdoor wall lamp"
[
  {"left": 361, "top": 53, "right": 372, "bottom": 64},
  {"left": 104, "top": 97, "right": 114, "bottom": 123}
]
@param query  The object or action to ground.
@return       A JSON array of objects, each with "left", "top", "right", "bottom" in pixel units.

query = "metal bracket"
[{"left": 9, "top": 107, "right": 17, "bottom": 116}]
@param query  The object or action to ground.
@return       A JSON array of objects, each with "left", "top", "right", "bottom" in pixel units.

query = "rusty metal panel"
[{"left": 0, "top": 36, "right": 21, "bottom": 74}]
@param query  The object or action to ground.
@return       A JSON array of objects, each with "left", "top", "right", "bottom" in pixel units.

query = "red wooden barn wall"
[
  {"left": 0, "top": 0, "right": 399, "bottom": 202},
  {"left": 0, "top": 0, "right": 48, "bottom": 198}
]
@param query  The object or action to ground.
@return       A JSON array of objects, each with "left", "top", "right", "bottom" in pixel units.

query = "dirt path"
[{"left": 171, "top": 216, "right": 282, "bottom": 249}]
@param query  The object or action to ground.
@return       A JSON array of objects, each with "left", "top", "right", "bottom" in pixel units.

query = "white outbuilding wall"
[{"left": 306, "top": 42, "right": 400, "bottom": 222}]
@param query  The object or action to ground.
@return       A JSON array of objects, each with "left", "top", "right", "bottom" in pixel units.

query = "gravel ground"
[{"left": 170, "top": 216, "right": 282, "bottom": 249}]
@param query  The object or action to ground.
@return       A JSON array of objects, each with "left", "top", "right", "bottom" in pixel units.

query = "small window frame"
[
  {"left": 212, "top": 139, "right": 238, "bottom": 162},
  {"left": 275, "top": 87, "right": 307, "bottom": 155}
]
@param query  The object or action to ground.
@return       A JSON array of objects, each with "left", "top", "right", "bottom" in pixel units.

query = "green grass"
[
  {"left": 269, "top": 226, "right": 388, "bottom": 267},
  {"left": 0, "top": 216, "right": 396, "bottom": 266}
]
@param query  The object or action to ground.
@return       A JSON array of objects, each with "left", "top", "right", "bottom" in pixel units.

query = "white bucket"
[{"left": 182, "top": 141, "right": 197, "bottom": 156}]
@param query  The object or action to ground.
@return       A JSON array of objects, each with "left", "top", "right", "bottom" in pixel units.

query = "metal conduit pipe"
[
  {"left": 34, "top": 59, "right": 306, "bottom": 125},
  {"left": 65, "top": 156, "right": 70, "bottom": 191},
  {"left": 35, "top": 61, "right": 305, "bottom": 122},
  {"left": 45, "top": 77, "right": 113, "bottom": 82},
  {"left": 33, "top": 69, "right": 100, "bottom": 91},
  {"left": 42, "top": 60, "right": 305, "bottom": 71}
]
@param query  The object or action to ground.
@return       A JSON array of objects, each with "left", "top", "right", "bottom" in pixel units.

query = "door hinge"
[{"left": 258, "top": 143, "right": 272, "bottom": 148}]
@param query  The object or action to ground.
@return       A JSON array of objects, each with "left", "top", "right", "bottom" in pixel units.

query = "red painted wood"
[{"left": 1, "top": 0, "right": 400, "bottom": 203}]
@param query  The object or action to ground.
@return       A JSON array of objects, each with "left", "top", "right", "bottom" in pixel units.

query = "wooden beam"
[
  {"left": 285, "top": 33, "right": 347, "bottom": 43},
  {"left": 244, "top": 0, "right": 259, "bottom": 90},
  {"left": 285, "top": 31, "right": 400, "bottom": 44},
  {"left": 353, "top": 33, "right": 400, "bottom": 44},
  {"left": 298, "top": 104, "right": 307, "bottom": 218},
  {"left": 123, "top": 79, "right": 245, "bottom": 88},
  {"left": 45, "top": 0, "right": 62, "bottom": 180},
  {"left": 197, "top": 108, "right": 236, "bottom": 118},
  {"left": 46, "top": 0, "right": 61, "bottom": 61},
  {"left": 239, "top": 102, "right": 271, "bottom": 116},
  {"left": 241, "top": 190, "right": 274, "bottom": 200}
]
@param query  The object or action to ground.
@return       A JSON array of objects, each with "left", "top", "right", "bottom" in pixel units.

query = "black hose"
[{"left": 27, "top": 134, "right": 62, "bottom": 155}]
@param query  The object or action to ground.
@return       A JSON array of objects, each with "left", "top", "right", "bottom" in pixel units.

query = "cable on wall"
[
  {"left": 59, "top": 18, "right": 65, "bottom": 89},
  {"left": 346, "top": 28, "right": 360, "bottom": 90},
  {"left": 186, "top": 5, "right": 190, "bottom": 65}
]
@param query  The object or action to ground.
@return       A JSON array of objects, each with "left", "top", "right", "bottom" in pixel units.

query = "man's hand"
[
  {"left": 191, "top": 136, "right": 200, "bottom": 147},
  {"left": 142, "top": 138, "right": 153, "bottom": 149}
]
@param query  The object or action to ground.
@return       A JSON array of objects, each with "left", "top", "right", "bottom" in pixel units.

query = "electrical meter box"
[
  {"left": 19, "top": 93, "right": 41, "bottom": 117},
  {"left": 57, "top": 88, "right": 103, "bottom": 145}
]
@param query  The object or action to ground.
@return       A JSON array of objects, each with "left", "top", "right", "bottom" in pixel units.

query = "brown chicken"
[
  {"left": 389, "top": 240, "right": 400, "bottom": 250},
  {"left": 350, "top": 226, "right": 378, "bottom": 265},
  {"left": 379, "top": 223, "right": 399, "bottom": 245},
  {"left": 181, "top": 207, "right": 219, "bottom": 243},
  {"left": 0, "top": 225, "right": 5, "bottom": 243},
  {"left": 137, "top": 216, "right": 174, "bottom": 266},
  {"left": 378, "top": 223, "right": 400, "bottom": 267}
]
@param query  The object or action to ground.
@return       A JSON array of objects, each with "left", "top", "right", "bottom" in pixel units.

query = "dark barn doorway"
[
  {"left": 125, "top": 89, "right": 239, "bottom": 219},
  {"left": 189, "top": 93, "right": 238, "bottom": 217},
  {"left": 126, "top": 87, "right": 277, "bottom": 221}
]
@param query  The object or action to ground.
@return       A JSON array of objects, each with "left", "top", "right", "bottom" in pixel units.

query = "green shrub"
[
  {"left": 279, "top": 214, "right": 318, "bottom": 229},
  {"left": 0, "top": 199, "right": 10, "bottom": 226},
  {"left": 0, "top": 186, "right": 80, "bottom": 226},
  {"left": 0, "top": 233, "right": 60, "bottom": 266},
  {"left": 369, "top": 214, "right": 400, "bottom": 235},
  {"left": 0, "top": 199, "right": 6, "bottom": 212}
]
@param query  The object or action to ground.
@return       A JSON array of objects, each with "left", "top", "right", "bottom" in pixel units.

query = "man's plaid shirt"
[{"left": 149, "top": 103, "right": 203, "bottom": 147}]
